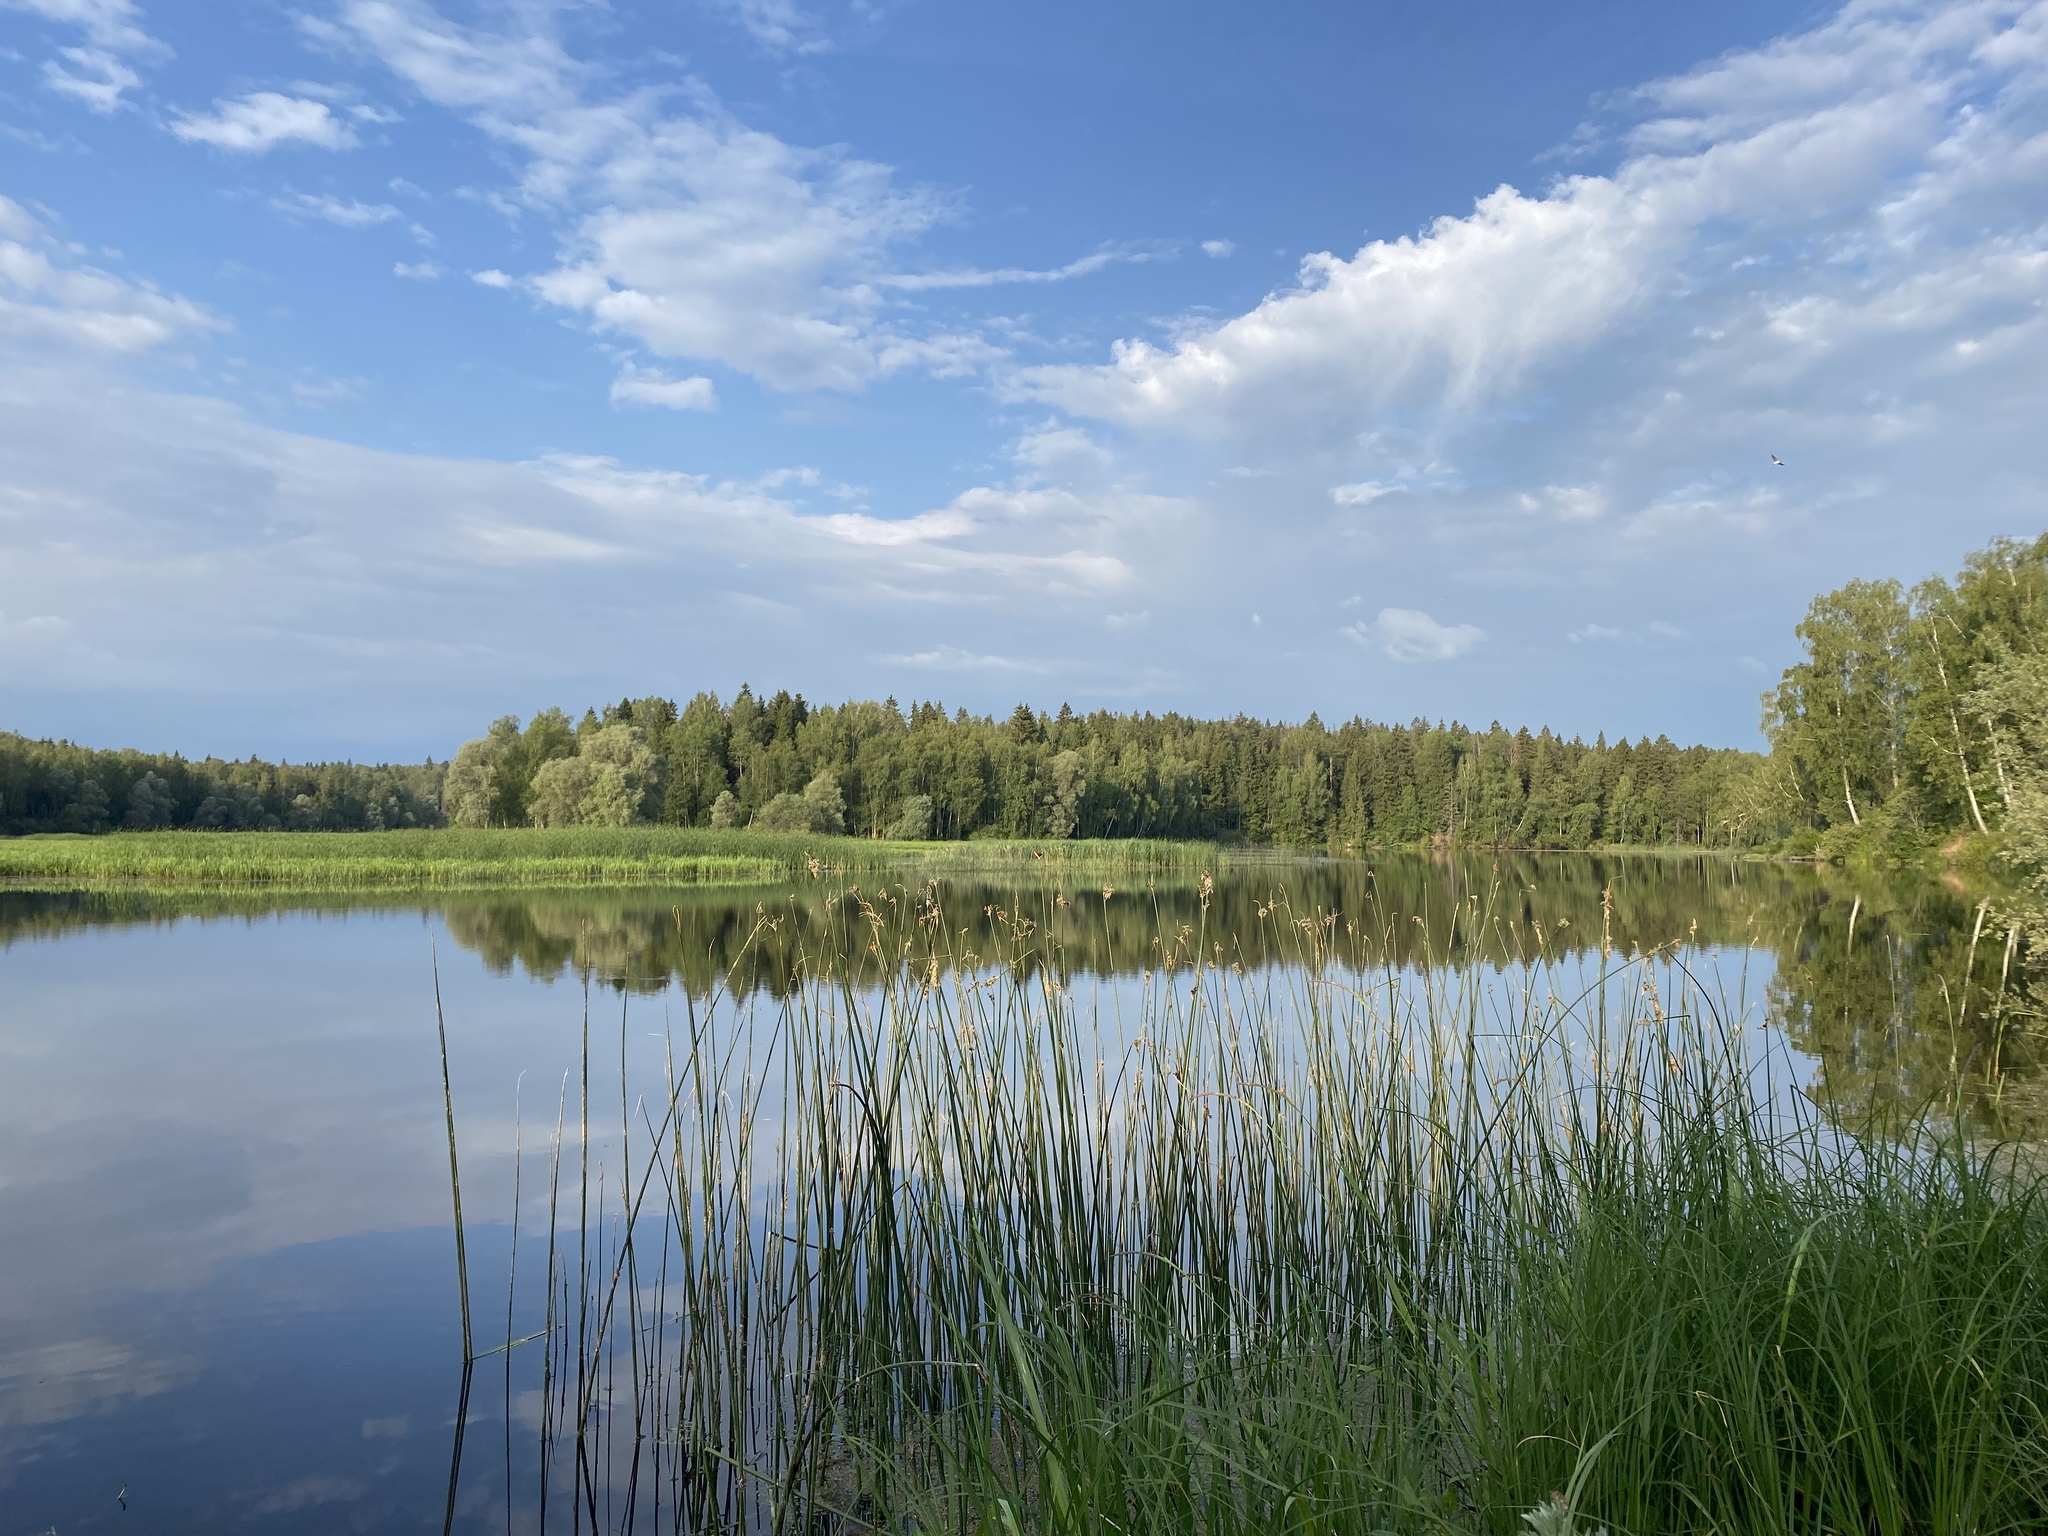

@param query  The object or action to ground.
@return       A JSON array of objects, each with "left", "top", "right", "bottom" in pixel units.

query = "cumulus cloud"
[
  {"left": 975, "top": 0, "right": 2048, "bottom": 742},
  {"left": 1345, "top": 609, "right": 1485, "bottom": 662},
  {"left": 9, "top": 0, "right": 2048, "bottom": 753},
  {"left": 609, "top": 362, "right": 716, "bottom": 411},
  {"left": 1201, "top": 239, "right": 1234, "bottom": 258},
  {"left": 1020, "top": 0, "right": 2048, "bottom": 454},
  {"left": 392, "top": 260, "right": 439, "bottom": 280},
  {"left": 172, "top": 93, "right": 359, "bottom": 152}
]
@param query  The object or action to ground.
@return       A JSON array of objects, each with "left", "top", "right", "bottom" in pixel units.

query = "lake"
[{"left": 0, "top": 852, "right": 2036, "bottom": 1532}]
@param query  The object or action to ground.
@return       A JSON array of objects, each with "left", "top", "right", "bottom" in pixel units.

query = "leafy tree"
[
  {"left": 1046, "top": 750, "right": 1086, "bottom": 839},
  {"left": 756, "top": 793, "right": 815, "bottom": 832},
  {"left": 195, "top": 782, "right": 275, "bottom": 830},
  {"left": 124, "top": 771, "right": 176, "bottom": 830},
  {"left": 445, "top": 717, "right": 517, "bottom": 827},
  {"left": 523, "top": 724, "right": 659, "bottom": 827},
  {"left": 1766, "top": 579, "right": 1911, "bottom": 831},
  {"left": 802, "top": 771, "right": 846, "bottom": 835},
  {"left": 887, "top": 794, "right": 933, "bottom": 840}
]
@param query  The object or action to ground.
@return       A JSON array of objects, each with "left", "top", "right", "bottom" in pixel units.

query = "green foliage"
[
  {"left": 1767, "top": 533, "right": 2048, "bottom": 854},
  {"left": 887, "top": 792, "right": 934, "bottom": 840},
  {"left": 442, "top": 689, "right": 1764, "bottom": 852},
  {"left": 526, "top": 722, "right": 661, "bottom": 827},
  {"left": 0, "top": 731, "right": 445, "bottom": 836}
]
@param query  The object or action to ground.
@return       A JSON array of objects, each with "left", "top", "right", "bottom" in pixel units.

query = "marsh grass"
[
  {"left": 463, "top": 884, "right": 2048, "bottom": 1533},
  {"left": 0, "top": 828, "right": 1221, "bottom": 890}
]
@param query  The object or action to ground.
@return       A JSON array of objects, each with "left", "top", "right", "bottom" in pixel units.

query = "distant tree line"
[
  {"left": 433, "top": 531, "right": 2046, "bottom": 857},
  {"left": 0, "top": 738, "right": 444, "bottom": 836},
  {"left": 439, "top": 692, "right": 1762, "bottom": 849},
  {"left": 4, "top": 531, "right": 2040, "bottom": 857}
]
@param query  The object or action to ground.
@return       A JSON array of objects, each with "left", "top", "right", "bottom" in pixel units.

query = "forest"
[{"left": 2, "top": 533, "right": 2042, "bottom": 861}]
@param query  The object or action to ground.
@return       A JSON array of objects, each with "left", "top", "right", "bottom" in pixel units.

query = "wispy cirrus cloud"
[
  {"left": 316, "top": 0, "right": 978, "bottom": 392},
  {"left": 270, "top": 191, "right": 400, "bottom": 227}
]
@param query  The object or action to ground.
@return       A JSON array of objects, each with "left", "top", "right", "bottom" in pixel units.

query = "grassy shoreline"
[
  {"left": 459, "top": 891, "right": 2048, "bottom": 1533},
  {"left": 0, "top": 827, "right": 1226, "bottom": 889}
]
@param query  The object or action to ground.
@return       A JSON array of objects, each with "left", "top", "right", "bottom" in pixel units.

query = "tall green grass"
[
  {"left": 466, "top": 889, "right": 2048, "bottom": 1533},
  {"left": 0, "top": 828, "right": 1222, "bottom": 890},
  {"left": 0, "top": 828, "right": 781, "bottom": 888}
]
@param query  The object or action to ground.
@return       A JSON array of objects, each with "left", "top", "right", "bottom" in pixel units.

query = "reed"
[
  {"left": 0, "top": 828, "right": 1221, "bottom": 890},
  {"left": 463, "top": 885, "right": 2048, "bottom": 1534}
]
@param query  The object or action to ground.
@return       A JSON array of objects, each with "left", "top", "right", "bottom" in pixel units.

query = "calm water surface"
[{"left": 0, "top": 853, "right": 2036, "bottom": 1532}]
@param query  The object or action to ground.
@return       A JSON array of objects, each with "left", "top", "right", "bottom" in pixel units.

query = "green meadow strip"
[{"left": 0, "top": 828, "right": 1229, "bottom": 889}]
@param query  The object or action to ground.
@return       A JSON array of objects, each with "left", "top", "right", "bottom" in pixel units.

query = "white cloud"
[
  {"left": 1345, "top": 608, "right": 1485, "bottom": 662},
  {"left": 609, "top": 362, "right": 716, "bottom": 411},
  {"left": 0, "top": 195, "right": 217, "bottom": 352},
  {"left": 1518, "top": 483, "right": 1607, "bottom": 521},
  {"left": 1201, "top": 239, "right": 1234, "bottom": 258},
  {"left": 271, "top": 192, "right": 401, "bottom": 227},
  {"left": 8, "top": 0, "right": 2048, "bottom": 754},
  {"left": 3, "top": 0, "right": 165, "bottom": 111},
  {"left": 704, "top": 0, "right": 831, "bottom": 56},
  {"left": 2, "top": 0, "right": 153, "bottom": 50},
  {"left": 816, "top": 508, "right": 973, "bottom": 546},
  {"left": 1330, "top": 480, "right": 1397, "bottom": 507},
  {"left": 0, "top": 370, "right": 1187, "bottom": 747},
  {"left": 1012, "top": 423, "right": 1112, "bottom": 482},
  {"left": 43, "top": 45, "right": 139, "bottom": 110},
  {"left": 325, "top": 0, "right": 1001, "bottom": 392},
  {"left": 1568, "top": 623, "right": 1621, "bottom": 643},
  {"left": 172, "top": 93, "right": 359, "bottom": 152},
  {"left": 1019, "top": 1, "right": 2048, "bottom": 451},
  {"left": 880, "top": 646, "right": 1042, "bottom": 671},
  {"left": 392, "top": 261, "right": 440, "bottom": 280},
  {"left": 879, "top": 247, "right": 1159, "bottom": 291},
  {"left": 290, "top": 375, "right": 363, "bottom": 402}
]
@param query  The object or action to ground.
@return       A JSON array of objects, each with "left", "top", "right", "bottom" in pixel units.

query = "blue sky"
[{"left": 2, "top": 0, "right": 2044, "bottom": 761}]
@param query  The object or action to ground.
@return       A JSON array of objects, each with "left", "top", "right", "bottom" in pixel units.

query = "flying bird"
[
  {"left": 118, "top": 1482, "right": 128, "bottom": 1510},
  {"left": 1770, "top": 455, "right": 1786, "bottom": 467}
]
